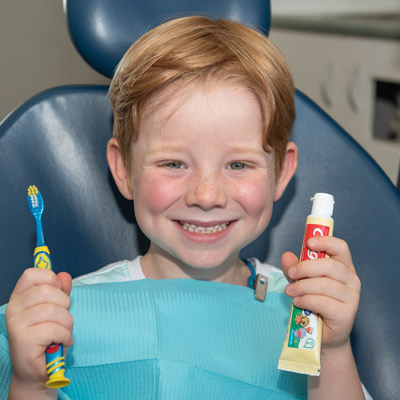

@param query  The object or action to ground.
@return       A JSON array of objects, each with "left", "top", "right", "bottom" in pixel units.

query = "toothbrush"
[{"left": 27, "top": 185, "right": 71, "bottom": 389}]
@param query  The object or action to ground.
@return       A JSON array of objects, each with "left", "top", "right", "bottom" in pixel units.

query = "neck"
[{"left": 140, "top": 245, "right": 250, "bottom": 287}]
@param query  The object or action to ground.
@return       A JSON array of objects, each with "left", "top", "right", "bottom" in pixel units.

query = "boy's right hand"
[{"left": 5, "top": 268, "right": 73, "bottom": 395}]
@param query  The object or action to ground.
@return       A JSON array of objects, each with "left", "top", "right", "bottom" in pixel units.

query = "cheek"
[
  {"left": 134, "top": 174, "right": 180, "bottom": 215},
  {"left": 232, "top": 175, "right": 274, "bottom": 216}
]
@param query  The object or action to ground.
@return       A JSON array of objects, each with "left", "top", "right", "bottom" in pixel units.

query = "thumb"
[
  {"left": 57, "top": 271, "right": 73, "bottom": 296},
  {"left": 281, "top": 251, "right": 299, "bottom": 283}
]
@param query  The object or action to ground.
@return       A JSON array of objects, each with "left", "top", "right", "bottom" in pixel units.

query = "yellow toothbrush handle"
[{"left": 33, "top": 246, "right": 53, "bottom": 270}]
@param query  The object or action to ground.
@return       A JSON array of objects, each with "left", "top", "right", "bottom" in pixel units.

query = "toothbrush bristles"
[
  {"left": 28, "top": 185, "right": 38, "bottom": 207},
  {"left": 27, "top": 185, "right": 43, "bottom": 212},
  {"left": 27, "top": 185, "right": 38, "bottom": 196}
]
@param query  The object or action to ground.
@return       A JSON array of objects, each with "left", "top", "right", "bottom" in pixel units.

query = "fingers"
[
  {"left": 287, "top": 257, "right": 360, "bottom": 287},
  {"left": 10, "top": 268, "right": 63, "bottom": 300},
  {"left": 57, "top": 272, "right": 73, "bottom": 296},
  {"left": 9, "top": 312, "right": 74, "bottom": 350},
  {"left": 284, "top": 236, "right": 361, "bottom": 307},
  {"left": 6, "top": 268, "right": 73, "bottom": 346},
  {"left": 307, "top": 236, "right": 353, "bottom": 268},
  {"left": 282, "top": 236, "right": 361, "bottom": 312},
  {"left": 283, "top": 236, "right": 358, "bottom": 286},
  {"left": 282, "top": 236, "right": 361, "bottom": 348},
  {"left": 286, "top": 276, "right": 360, "bottom": 307},
  {"left": 280, "top": 251, "right": 299, "bottom": 283},
  {"left": 10, "top": 302, "right": 74, "bottom": 332},
  {"left": 6, "top": 268, "right": 74, "bottom": 386},
  {"left": 289, "top": 292, "right": 345, "bottom": 320},
  {"left": 7, "top": 282, "right": 71, "bottom": 316},
  {"left": 25, "top": 323, "right": 74, "bottom": 350}
]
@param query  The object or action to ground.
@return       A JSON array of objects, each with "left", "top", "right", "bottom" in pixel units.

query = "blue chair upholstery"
[
  {"left": 65, "top": 0, "right": 271, "bottom": 79},
  {"left": 1, "top": 1, "right": 399, "bottom": 399}
]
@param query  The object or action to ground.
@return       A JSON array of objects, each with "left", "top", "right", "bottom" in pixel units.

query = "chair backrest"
[
  {"left": 65, "top": 0, "right": 271, "bottom": 79},
  {"left": 1, "top": 1, "right": 399, "bottom": 399}
]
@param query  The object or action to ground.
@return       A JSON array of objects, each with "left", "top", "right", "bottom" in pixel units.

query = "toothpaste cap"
[{"left": 310, "top": 193, "right": 334, "bottom": 218}]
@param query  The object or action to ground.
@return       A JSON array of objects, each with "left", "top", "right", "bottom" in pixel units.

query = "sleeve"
[
  {"left": 58, "top": 390, "right": 73, "bottom": 399},
  {"left": 0, "top": 304, "right": 13, "bottom": 399},
  {"left": 362, "top": 383, "right": 373, "bottom": 400}
]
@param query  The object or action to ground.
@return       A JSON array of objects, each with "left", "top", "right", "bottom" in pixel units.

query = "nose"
[{"left": 185, "top": 170, "right": 228, "bottom": 210}]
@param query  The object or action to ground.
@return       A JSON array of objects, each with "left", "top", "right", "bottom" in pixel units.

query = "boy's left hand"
[{"left": 281, "top": 236, "right": 361, "bottom": 349}]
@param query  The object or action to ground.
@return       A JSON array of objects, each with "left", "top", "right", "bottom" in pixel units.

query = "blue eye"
[
  {"left": 165, "top": 161, "right": 184, "bottom": 169},
  {"left": 228, "top": 162, "right": 246, "bottom": 170}
]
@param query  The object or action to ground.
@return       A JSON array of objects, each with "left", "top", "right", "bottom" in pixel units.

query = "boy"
[{"left": 3, "top": 16, "right": 366, "bottom": 399}]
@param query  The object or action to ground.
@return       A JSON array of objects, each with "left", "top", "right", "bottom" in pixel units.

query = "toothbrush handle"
[
  {"left": 34, "top": 214, "right": 46, "bottom": 248},
  {"left": 34, "top": 246, "right": 70, "bottom": 389},
  {"left": 43, "top": 344, "right": 70, "bottom": 389},
  {"left": 33, "top": 246, "right": 53, "bottom": 270}
]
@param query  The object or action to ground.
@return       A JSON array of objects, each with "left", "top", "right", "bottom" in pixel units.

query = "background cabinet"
[{"left": 270, "top": 28, "right": 400, "bottom": 185}]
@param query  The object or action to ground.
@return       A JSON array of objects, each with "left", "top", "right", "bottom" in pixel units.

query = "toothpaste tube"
[{"left": 278, "top": 193, "right": 334, "bottom": 376}]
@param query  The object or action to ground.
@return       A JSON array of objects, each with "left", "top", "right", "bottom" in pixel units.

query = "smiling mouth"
[{"left": 179, "top": 221, "right": 230, "bottom": 234}]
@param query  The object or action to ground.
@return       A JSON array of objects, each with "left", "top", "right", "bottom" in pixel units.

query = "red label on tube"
[{"left": 300, "top": 224, "right": 331, "bottom": 261}]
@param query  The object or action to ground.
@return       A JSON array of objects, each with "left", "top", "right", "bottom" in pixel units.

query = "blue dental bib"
[{"left": 0, "top": 279, "right": 307, "bottom": 399}]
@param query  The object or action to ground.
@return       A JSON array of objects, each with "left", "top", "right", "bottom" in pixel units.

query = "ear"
[
  {"left": 273, "top": 142, "right": 298, "bottom": 201},
  {"left": 106, "top": 138, "right": 134, "bottom": 200}
]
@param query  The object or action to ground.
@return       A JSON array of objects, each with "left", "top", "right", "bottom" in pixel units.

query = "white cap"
[{"left": 310, "top": 193, "right": 335, "bottom": 218}]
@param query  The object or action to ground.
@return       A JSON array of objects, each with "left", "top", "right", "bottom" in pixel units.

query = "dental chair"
[{"left": 0, "top": 1, "right": 399, "bottom": 398}]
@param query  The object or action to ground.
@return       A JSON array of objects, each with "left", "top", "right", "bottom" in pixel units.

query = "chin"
[{"left": 172, "top": 249, "right": 240, "bottom": 272}]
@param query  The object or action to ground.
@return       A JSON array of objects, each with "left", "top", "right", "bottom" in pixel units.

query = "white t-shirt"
[{"left": 72, "top": 256, "right": 287, "bottom": 293}]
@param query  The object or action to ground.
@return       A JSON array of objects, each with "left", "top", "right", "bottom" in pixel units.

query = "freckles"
[{"left": 196, "top": 171, "right": 218, "bottom": 195}]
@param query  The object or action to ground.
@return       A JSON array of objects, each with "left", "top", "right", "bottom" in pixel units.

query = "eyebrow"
[
  {"left": 226, "top": 146, "right": 266, "bottom": 153},
  {"left": 147, "top": 145, "right": 267, "bottom": 157},
  {"left": 146, "top": 145, "right": 185, "bottom": 154}
]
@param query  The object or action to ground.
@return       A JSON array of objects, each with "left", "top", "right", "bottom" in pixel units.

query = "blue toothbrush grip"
[
  {"left": 44, "top": 344, "right": 70, "bottom": 389},
  {"left": 33, "top": 245, "right": 70, "bottom": 388}
]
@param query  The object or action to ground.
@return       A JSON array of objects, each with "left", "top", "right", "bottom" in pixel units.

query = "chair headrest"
[{"left": 64, "top": 0, "right": 271, "bottom": 78}]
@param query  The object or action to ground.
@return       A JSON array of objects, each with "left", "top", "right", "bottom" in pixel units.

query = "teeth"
[{"left": 181, "top": 222, "right": 229, "bottom": 234}]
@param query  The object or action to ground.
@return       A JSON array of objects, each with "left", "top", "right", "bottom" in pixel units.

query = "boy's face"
[{"left": 108, "top": 82, "right": 297, "bottom": 279}]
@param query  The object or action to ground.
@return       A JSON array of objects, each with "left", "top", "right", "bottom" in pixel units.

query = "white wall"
[
  {"left": 0, "top": 0, "right": 109, "bottom": 121},
  {"left": 271, "top": 0, "right": 400, "bottom": 16}
]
